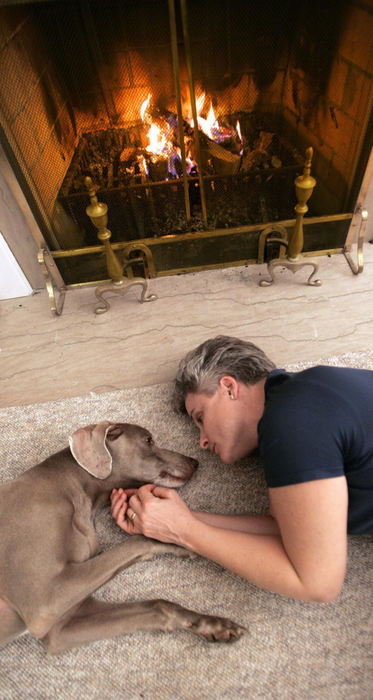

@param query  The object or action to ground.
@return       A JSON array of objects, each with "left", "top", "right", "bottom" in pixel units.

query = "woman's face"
[{"left": 185, "top": 377, "right": 258, "bottom": 464}]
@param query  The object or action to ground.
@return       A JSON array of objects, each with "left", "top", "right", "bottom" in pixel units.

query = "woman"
[{"left": 111, "top": 336, "right": 373, "bottom": 602}]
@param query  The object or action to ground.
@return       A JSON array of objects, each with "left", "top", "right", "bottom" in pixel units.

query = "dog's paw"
[{"left": 188, "top": 615, "right": 247, "bottom": 643}]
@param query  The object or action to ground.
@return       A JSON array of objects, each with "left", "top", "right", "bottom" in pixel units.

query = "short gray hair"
[{"left": 173, "top": 335, "right": 276, "bottom": 413}]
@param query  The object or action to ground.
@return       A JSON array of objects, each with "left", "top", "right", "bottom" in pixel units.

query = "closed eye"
[
  {"left": 190, "top": 408, "right": 203, "bottom": 428},
  {"left": 146, "top": 435, "right": 154, "bottom": 445}
]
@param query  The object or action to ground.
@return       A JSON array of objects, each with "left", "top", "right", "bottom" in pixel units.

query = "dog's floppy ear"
[{"left": 69, "top": 421, "right": 113, "bottom": 479}]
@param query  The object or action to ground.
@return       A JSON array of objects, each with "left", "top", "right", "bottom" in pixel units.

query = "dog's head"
[{"left": 69, "top": 421, "right": 198, "bottom": 488}]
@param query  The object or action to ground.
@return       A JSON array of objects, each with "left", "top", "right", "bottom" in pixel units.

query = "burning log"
[
  {"left": 242, "top": 131, "right": 274, "bottom": 172},
  {"left": 147, "top": 157, "right": 169, "bottom": 182},
  {"left": 119, "top": 146, "right": 136, "bottom": 163},
  {"left": 201, "top": 137, "right": 241, "bottom": 176}
]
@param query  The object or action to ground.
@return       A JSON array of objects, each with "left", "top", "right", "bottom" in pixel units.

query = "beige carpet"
[{"left": 0, "top": 352, "right": 372, "bottom": 699}]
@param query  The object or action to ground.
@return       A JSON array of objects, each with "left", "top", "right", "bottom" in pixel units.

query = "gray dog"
[{"left": 0, "top": 421, "right": 245, "bottom": 654}]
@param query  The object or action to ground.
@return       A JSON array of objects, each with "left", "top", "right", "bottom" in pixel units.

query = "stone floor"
[{"left": 1, "top": 245, "right": 373, "bottom": 408}]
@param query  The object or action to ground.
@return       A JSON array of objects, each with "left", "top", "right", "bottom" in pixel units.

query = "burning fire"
[
  {"left": 193, "top": 93, "right": 239, "bottom": 144},
  {"left": 140, "top": 93, "right": 242, "bottom": 179},
  {"left": 140, "top": 93, "right": 151, "bottom": 121},
  {"left": 140, "top": 94, "right": 196, "bottom": 177},
  {"left": 145, "top": 122, "right": 169, "bottom": 157},
  {"left": 140, "top": 95, "right": 173, "bottom": 161},
  {"left": 236, "top": 120, "right": 244, "bottom": 155}
]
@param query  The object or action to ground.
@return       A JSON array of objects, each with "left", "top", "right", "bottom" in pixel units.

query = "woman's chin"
[
  {"left": 217, "top": 450, "right": 236, "bottom": 465},
  {"left": 219, "top": 446, "right": 251, "bottom": 465}
]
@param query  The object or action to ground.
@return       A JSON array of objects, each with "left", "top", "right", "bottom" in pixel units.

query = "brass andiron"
[
  {"left": 343, "top": 206, "right": 368, "bottom": 275},
  {"left": 37, "top": 248, "right": 66, "bottom": 315},
  {"left": 260, "top": 147, "right": 322, "bottom": 287},
  {"left": 85, "top": 177, "right": 157, "bottom": 313}
]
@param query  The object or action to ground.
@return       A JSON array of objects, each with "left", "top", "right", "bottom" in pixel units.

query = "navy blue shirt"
[{"left": 258, "top": 366, "right": 373, "bottom": 534}]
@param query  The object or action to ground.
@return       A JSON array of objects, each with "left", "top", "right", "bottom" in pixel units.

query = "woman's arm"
[
  {"left": 191, "top": 511, "right": 280, "bottom": 535},
  {"left": 183, "top": 478, "right": 348, "bottom": 602},
  {"left": 112, "top": 476, "right": 348, "bottom": 602}
]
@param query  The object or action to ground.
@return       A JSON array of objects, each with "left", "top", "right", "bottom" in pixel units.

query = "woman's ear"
[{"left": 219, "top": 376, "right": 238, "bottom": 399}]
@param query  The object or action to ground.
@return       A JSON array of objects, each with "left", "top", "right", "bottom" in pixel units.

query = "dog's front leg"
[{"left": 28, "top": 537, "right": 192, "bottom": 638}]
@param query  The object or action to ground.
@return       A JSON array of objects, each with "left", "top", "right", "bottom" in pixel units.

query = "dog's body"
[{"left": 0, "top": 421, "right": 245, "bottom": 654}]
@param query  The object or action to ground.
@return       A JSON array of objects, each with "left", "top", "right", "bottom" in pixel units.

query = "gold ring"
[{"left": 129, "top": 511, "right": 137, "bottom": 521}]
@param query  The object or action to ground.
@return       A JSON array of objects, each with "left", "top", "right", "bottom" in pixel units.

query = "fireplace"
[{"left": 0, "top": 0, "right": 372, "bottom": 288}]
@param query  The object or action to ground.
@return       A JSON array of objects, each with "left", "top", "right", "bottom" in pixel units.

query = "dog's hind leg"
[
  {"left": 24, "top": 537, "right": 194, "bottom": 639},
  {"left": 0, "top": 598, "right": 27, "bottom": 648},
  {"left": 42, "top": 596, "right": 246, "bottom": 654}
]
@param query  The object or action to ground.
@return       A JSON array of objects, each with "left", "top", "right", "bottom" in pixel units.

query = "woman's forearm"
[
  {"left": 191, "top": 511, "right": 280, "bottom": 535},
  {"left": 179, "top": 518, "right": 311, "bottom": 600}
]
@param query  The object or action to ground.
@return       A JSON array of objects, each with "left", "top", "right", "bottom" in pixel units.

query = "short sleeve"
[{"left": 259, "top": 375, "right": 345, "bottom": 488}]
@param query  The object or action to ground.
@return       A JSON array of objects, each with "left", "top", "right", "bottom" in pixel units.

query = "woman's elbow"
[
  {"left": 309, "top": 586, "right": 342, "bottom": 604},
  {"left": 303, "top": 578, "right": 344, "bottom": 603}
]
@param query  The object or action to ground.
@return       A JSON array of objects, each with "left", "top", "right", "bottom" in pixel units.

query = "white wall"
[
  {"left": 0, "top": 143, "right": 46, "bottom": 294},
  {"left": 0, "top": 232, "right": 33, "bottom": 300}
]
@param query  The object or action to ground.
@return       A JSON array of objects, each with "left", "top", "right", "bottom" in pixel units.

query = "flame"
[
  {"left": 236, "top": 120, "right": 243, "bottom": 155},
  {"left": 175, "top": 146, "right": 196, "bottom": 175},
  {"left": 207, "top": 103, "right": 217, "bottom": 128},
  {"left": 140, "top": 94, "right": 171, "bottom": 160},
  {"left": 196, "top": 93, "right": 205, "bottom": 113},
  {"left": 192, "top": 95, "right": 234, "bottom": 143},
  {"left": 196, "top": 102, "right": 219, "bottom": 139},
  {"left": 186, "top": 155, "right": 196, "bottom": 174},
  {"left": 140, "top": 94, "right": 151, "bottom": 122},
  {"left": 190, "top": 91, "right": 206, "bottom": 127},
  {"left": 146, "top": 122, "right": 168, "bottom": 157}
]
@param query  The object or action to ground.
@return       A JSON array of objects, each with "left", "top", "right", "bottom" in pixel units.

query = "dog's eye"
[{"left": 146, "top": 435, "right": 154, "bottom": 446}]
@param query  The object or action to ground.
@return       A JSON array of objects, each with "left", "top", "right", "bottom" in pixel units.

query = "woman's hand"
[
  {"left": 110, "top": 484, "right": 194, "bottom": 545},
  {"left": 110, "top": 487, "right": 139, "bottom": 535}
]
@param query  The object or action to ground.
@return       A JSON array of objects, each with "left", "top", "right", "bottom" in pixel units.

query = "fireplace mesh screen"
[{"left": 0, "top": 0, "right": 372, "bottom": 283}]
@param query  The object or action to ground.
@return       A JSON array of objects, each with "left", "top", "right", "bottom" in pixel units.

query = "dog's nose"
[{"left": 191, "top": 458, "right": 199, "bottom": 469}]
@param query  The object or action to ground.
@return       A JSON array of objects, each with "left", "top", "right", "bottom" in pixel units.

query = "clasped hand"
[{"left": 110, "top": 484, "right": 192, "bottom": 546}]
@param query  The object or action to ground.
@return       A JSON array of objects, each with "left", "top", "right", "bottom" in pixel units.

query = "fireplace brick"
[
  {"left": 128, "top": 50, "right": 150, "bottom": 88},
  {"left": 31, "top": 135, "right": 69, "bottom": 217},
  {"left": 327, "top": 57, "right": 349, "bottom": 109},
  {"left": 113, "top": 87, "right": 154, "bottom": 125},
  {"left": 12, "top": 109, "right": 39, "bottom": 168},
  {"left": 106, "top": 52, "right": 132, "bottom": 90},
  {"left": 338, "top": 5, "right": 373, "bottom": 72},
  {"left": 0, "top": 41, "right": 29, "bottom": 121}
]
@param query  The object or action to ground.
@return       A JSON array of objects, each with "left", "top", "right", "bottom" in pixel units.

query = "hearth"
[{"left": 0, "top": 0, "right": 372, "bottom": 294}]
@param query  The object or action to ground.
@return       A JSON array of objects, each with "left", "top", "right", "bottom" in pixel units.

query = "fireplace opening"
[{"left": 0, "top": 0, "right": 372, "bottom": 285}]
